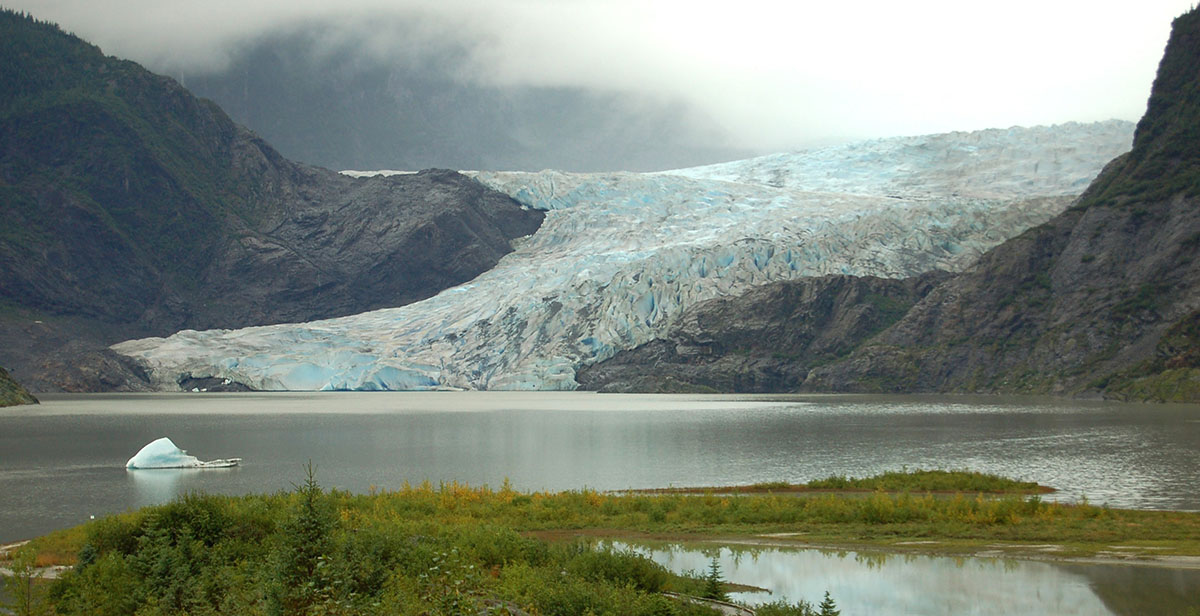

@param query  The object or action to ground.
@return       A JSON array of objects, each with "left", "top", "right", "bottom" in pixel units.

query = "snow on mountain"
[{"left": 111, "top": 121, "right": 1134, "bottom": 391}]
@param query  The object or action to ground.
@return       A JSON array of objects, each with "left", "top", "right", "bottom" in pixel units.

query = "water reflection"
[
  {"left": 606, "top": 541, "right": 1200, "bottom": 616},
  {"left": 126, "top": 468, "right": 242, "bottom": 509}
]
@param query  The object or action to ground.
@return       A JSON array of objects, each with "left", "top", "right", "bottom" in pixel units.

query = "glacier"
[{"left": 112, "top": 121, "right": 1134, "bottom": 392}]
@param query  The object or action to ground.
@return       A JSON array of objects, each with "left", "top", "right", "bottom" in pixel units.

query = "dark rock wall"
[
  {"left": 577, "top": 273, "right": 947, "bottom": 393},
  {"left": 804, "top": 9, "right": 1200, "bottom": 401},
  {"left": 0, "top": 12, "right": 544, "bottom": 390}
]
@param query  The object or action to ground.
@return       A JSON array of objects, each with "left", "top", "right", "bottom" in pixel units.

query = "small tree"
[
  {"left": 818, "top": 590, "right": 840, "bottom": 616},
  {"left": 269, "top": 462, "right": 338, "bottom": 616},
  {"left": 702, "top": 556, "right": 728, "bottom": 601},
  {"left": 3, "top": 545, "right": 47, "bottom": 616}
]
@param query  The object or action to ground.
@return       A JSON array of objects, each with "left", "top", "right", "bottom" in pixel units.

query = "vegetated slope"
[
  {"left": 802, "top": 8, "right": 1200, "bottom": 401},
  {"left": 179, "top": 24, "right": 753, "bottom": 173},
  {"left": 111, "top": 122, "right": 1131, "bottom": 392},
  {"left": 0, "top": 11, "right": 544, "bottom": 391},
  {"left": 0, "top": 366, "right": 37, "bottom": 406}
]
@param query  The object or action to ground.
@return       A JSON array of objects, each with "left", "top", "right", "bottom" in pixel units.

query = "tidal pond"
[{"left": 607, "top": 540, "right": 1200, "bottom": 616}]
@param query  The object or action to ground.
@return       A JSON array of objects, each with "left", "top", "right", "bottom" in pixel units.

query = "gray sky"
[{"left": 16, "top": 0, "right": 1196, "bottom": 151}]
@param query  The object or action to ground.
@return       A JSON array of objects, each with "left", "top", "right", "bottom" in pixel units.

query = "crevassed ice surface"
[{"left": 113, "top": 121, "right": 1134, "bottom": 391}]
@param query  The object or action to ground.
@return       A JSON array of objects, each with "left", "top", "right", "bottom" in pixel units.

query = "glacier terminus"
[{"left": 111, "top": 121, "right": 1135, "bottom": 392}]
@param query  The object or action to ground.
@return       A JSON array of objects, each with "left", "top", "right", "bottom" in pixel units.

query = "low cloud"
[{"left": 13, "top": 0, "right": 1195, "bottom": 151}]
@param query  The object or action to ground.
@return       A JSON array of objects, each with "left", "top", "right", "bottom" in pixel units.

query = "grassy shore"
[
  {"left": 7, "top": 470, "right": 1200, "bottom": 615},
  {"left": 630, "top": 469, "right": 1055, "bottom": 496}
]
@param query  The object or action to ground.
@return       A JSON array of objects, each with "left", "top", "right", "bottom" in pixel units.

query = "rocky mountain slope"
[
  {"left": 583, "top": 8, "right": 1200, "bottom": 402},
  {"left": 575, "top": 272, "right": 950, "bottom": 393},
  {"left": 803, "top": 7, "right": 1200, "bottom": 401},
  {"left": 111, "top": 122, "right": 1132, "bottom": 391},
  {"left": 0, "top": 366, "right": 37, "bottom": 406},
  {"left": 0, "top": 11, "right": 544, "bottom": 390}
]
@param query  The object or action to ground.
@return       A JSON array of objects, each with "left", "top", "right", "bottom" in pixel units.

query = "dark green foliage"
[
  {"left": 131, "top": 519, "right": 207, "bottom": 613},
  {"left": 818, "top": 591, "right": 840, "bottom": 616},
  {"left": 49, "top": 553, "right": 140, "bottom": 615},
  {"left": 268, "top": 463, "right": 339, "bottom": 616},
  {"left": 701, "top": 557, "right": 728, "bottom": 601},
  {"left": 565, "top": 545, "right": 670, "bottom": 593},
  {"left": 756, "top": 599, "right": 819, "bottom": 616},
  {"left": 45, "top": 476, "right": 739, "bottom": 616}
]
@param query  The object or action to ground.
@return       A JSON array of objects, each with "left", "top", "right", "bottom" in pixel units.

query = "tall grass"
[{"left": 805, "top": 469, "right": 1050, "bottom": 493}]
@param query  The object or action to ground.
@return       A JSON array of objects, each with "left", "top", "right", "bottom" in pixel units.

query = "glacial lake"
[
  {"left": 3, "top": 392, "right": 1200, "bottom": 543},
  {"left": 2, "top": 392, "right": 1199, "bottom": 614}
]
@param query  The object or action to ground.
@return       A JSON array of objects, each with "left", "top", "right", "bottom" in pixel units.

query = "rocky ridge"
[
  {"left": 575, "top": 272, "right": 949, "bottom": 393},
  {"left": 0, "top": 366, "right": 37, "bottom": 406},
  {"left": 801, "top": 7, "right": 1200, "bottom": 401},
  {"left": 0, "top": 11, "right": 544, "bottom": 390}
]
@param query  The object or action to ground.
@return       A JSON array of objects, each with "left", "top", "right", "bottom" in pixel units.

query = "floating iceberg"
[{"left": 125, "top": 437, "right": 240, "bottom": 469}]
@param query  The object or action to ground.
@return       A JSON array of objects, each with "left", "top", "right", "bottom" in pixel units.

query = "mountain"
[
  {"left": 110, "top": 122, "right": 1133, "bottom": 392},
  {"left": 574, "top": 272, "right": 950, "bottom": 393},
  {"left": 0, "top": 366, "right": 37, "bottom": 406},
  {"left": 801, "top": 8, "right": 1200, "bottom": 401},
  {"left": 177, "top": 24, "right": 753, "bottom": 173},
  {"left": 582, "top": 8, "right": 1200, "bottom": 402},
  {"left": 0, "top": 10, "right": 544, "bottom": 391}
]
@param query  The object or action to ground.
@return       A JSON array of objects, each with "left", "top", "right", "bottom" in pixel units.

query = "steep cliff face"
[
  {"left": 0, "top": 366, "right": 37, "bottom": 406},
  {"left": 804, "top": 8, "right": 1200, "bottom": 401},
  {"left": 0, "top": 11, "right": 543, "bottom": 390},
  {"left": 575, "top": 273, "right": 948, "bottom": 393}
]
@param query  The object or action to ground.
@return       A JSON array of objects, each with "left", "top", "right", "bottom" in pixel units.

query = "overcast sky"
[{"left": 14, "top": 0, "right": 1197, "bottom": 151}]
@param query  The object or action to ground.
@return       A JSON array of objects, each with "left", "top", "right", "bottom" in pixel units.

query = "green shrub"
[{"left": 566, "top": 547, "right": 670, "bottom": 593}]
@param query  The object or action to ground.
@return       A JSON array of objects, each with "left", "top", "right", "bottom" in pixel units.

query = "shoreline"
[{"left": 523, "top": 529, "right": 1200, "bottom": 571}]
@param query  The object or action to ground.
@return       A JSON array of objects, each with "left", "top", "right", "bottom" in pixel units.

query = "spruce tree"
[
  {"left": 702, "top": 556, "right": 728, "bottom": 601},
  {"left": 818, "top": 590, "right": 840, "bottom": 616},
  {"left": 269, "top": 462, "right": 337, "bottom": 616}
]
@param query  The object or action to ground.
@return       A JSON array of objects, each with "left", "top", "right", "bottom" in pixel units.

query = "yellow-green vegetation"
[
  {"left": 803, "top": 469, "right": 1051, "bottom": 494},
  {"left": 10, "top": 469, "right": 1200, "bottom": 615},
  {"left": 0, "top": 366, "right": 37, "bottom": 407},
  {"left": 637, "top": 469, "right": 1052, "bottom": 496}
]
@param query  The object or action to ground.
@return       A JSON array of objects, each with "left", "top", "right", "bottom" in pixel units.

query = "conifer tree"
[
  {"left": 269, "top": 462, "right": 337, "bottom": 616},
  {"left": 818, "top": 590, "right": 840, "bottom": 616},
  {"left": 703, "top": 556, "right": 728, "bottom": 601}
]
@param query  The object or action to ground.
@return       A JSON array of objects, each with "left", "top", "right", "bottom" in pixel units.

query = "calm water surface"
[
  {"left": 608, "top": 540, "right": 1200, "bottom": 616},
  {"left": 2, "top": 392, "right": 1199, "bottom": 544}
]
